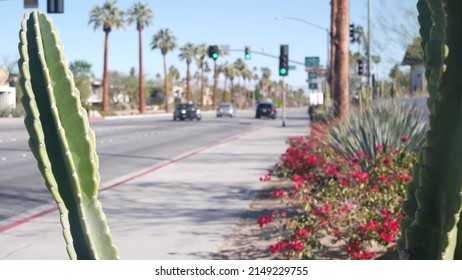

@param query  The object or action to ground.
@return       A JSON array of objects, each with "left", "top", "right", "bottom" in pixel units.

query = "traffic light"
[
  {"left": 279, "top": 44, "right": 289, "bottom": 76},
  {"left": 349, "top": 24, "right": 355, "bottom": 43},
  {"left": 244, "top": 46, "right": 251, "bottom": 60},
  {"left": 47, "top": 0, "right": 64, "bottom": 13},
  {"left": 208, "top": 45, "right": 219, "bottom": 60},
  {"left": 357, "top": 59, "right": 364, "bottom": 75}
]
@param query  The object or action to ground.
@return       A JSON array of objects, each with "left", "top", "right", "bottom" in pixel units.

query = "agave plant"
[{"left": 325, "top": 100, "right": 428, "bottom": 162}]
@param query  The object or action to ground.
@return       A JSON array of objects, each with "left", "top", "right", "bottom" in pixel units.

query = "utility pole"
[{"left": 367, "top": 0, "right": 371, "bottom": 92}]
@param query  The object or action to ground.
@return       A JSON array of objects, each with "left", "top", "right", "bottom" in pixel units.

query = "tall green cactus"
[
  {"left": 399, "top": 0, "right": 462, "bottom": 259},
  {"left": 17, "top": 11, "right": 119, "bottom": 260}
]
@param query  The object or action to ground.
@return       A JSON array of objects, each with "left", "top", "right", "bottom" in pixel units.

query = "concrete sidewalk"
[{"left": 0, "top": 118, "right": 309, "bottom": 260}]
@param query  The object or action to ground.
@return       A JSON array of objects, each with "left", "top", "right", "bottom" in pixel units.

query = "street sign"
[
  {"left": 305, "top": 56, "right": 320, "bottom": 68},
  {"left": 309, "top": 83, "right": 318, "bottom": 90},
  {"left": 220, "top": 45, "right": 230, "bottom": 55},
  {"left": 288, "top": 65, "right": 296, "bottom": 70},
  {"left": 308, "top": 72, "right": 318, "bottom": 79}
]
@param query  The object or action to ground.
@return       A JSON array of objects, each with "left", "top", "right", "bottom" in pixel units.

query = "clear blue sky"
[{"left": 0, "top": 0, "right": 416, "bottom": 90}]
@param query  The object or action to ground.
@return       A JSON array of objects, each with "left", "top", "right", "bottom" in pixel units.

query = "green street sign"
[
  {"left": 288, "top": 65, "right": 296, "bottom": 70},
  {"left": 309, "top": 83, "right": 318, "bottom": 90},
  {"left": 305, "top": 56, "right": 320, "bottom": 68},
  {"left": 308, "top": 72, "right": 318, "bottom": 79}
]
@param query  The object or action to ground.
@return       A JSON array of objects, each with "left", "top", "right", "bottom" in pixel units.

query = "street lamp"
[{"left": 274, "top": 16, "right": 330, "bottom": 78}]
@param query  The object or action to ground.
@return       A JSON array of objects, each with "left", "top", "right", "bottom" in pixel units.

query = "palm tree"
[
  {"left": 333, "top": 0, "right": 350, "bottom": 120},
  {"left": 127, "top": 2, "right": 153, "bottom": 114},
  {"left": 179, "top": 42, "right": 196, "bottom": 103},
  {"left": 227, "top": 64, "right": 238, "bottom": 104},
  {"left": 260, "top": 67, "right": 272, "bottom": 100},
  {"left": 242, "top": 68, "right": 253, "bottom": 108},
  {"left": 218, "top": 62, "right": 229, "bottom": 102},
  {"left": 151, "top": 28, "right": 177, "bottom": 112},
  {"left": 234, "top": 58, "right": 246, "bottom": 108},
  {"left": 194, "top": 43, "right": 208, "bottom": 109},
  {"left": 88, "top": 0, "right": 125, "bottom": 113}
]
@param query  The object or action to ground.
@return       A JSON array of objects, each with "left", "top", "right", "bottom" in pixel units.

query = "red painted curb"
[{"left": 0, "top": 126, "right": 263, "bottom": 233}]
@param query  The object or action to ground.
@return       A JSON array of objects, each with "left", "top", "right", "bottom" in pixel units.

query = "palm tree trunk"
[
  {"left": 163, "top": 54, "right": 169, "bottom": 112},
  {"left": 334, "top": 0, "right": 349, "bottom": 120},
  {"left": 330, "top": 0, "right": 337, "bottom": 101},
  {"left": 243, "top": 78, "right": 247, "bottom": 108},
  {"left": 138, "top": 30, "right": 145, "bottom": 114},
  {"left": 237, "top": 78, "right": 241, "bottom": 109},
  {"left": 186, "top": 63, "right": 191, "bottom": 103},
  {"left": 102, "top": 31, "right": 110, "bottom": 113},
  {"left": 223, "top": 77, "right": 228, "bottom": 103},
  {"left": 201, "top": 62, "right": 205, "bottom": 109},
  {"left": 230, "top": 79, "right": 234, "bottom": 104}
]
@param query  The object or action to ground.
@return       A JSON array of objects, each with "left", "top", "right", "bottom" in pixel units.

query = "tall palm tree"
[
  {"left": 242, "top": 68, "right": 253, "bottom": 107},
  {"left": 194, "top": 43, "right": 208, "bottom": 109},
  {"left": 127, "top": 2, "right": 153, "bottom": 114},
  {"left": 179, "top": 42, "right": 196, "bottom": 103},
  {"left": 168, "top": 65, "right": 180, "bottom": 89},
  {"left": 227, "top": 65, "right": 238, "bottom": 104},
  {"left": 151, "top": 28, "right": 177, "bottom": 112},
  {"left": 89, "top": 0, "right": 125, "bottom": 113},
  {"left": 334, "top": 0, "right": 350, "bottom": 120},
  {"left": 234, "top": 58, "right": 246, "bottom": 108},
  {"left": 218, "top": 62, "right": 229, "bottom": 102},
  {"left": 260, "top": 67, "right": 272, "bottom": 100}
]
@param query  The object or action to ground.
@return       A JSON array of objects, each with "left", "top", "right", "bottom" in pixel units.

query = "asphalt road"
[{"left": 0, "top": 109, "right": 295, "bottom": 225}]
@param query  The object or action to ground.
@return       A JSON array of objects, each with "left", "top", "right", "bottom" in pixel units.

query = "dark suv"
[
  {"left": 173, "top": 104, "right": 202, "bottom": 121},
  {"left": 256, "top": 102, "right": 277, "bottom": 119}
]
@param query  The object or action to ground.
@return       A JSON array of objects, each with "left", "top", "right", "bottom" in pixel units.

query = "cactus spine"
[
  {"left": 18, "top": 11, "right": 119, "bottom": 260},
  {"left": 399, "top": 0, "right": 462, "bottom": 259}
]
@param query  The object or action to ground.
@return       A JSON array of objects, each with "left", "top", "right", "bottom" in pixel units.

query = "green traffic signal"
[
  {"left": 279, "top": 68, "right": 287, "bottom": 75},
  {"left": 245, "top": 53, "right": 250, "bottom": 60},
  {"left": 212, "top": 53, "right": 218, "bottom": 59}
]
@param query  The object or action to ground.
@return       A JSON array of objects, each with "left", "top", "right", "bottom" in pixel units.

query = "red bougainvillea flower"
[
  {"left": 269, "top": 241, "right": 287, "bottom": 254},
  {"left": 273, "top": 190, "right": 286, "bottom": 198},
  {"left": 325, "top": 164, "right": 338, "bottom": 176},
  {"left": 377, "top": 175, "right": 388, "bottom": 183},
  {"left": 259, "top": 174, "right": 271, "bottom": 182},
  {"left": 295, "top": 229, "right": 309, "bottom": 240},
  {"left": 340, "top": 178, "right": 350, "bottom": 186},
  {"left": 350, "top": 157, "right": 360, "bottom": 165},
  {"left": 287, "top": 241, "right": 305, "bottom": 252},
  {"left": 398, "top": 173, "right": 413, "bottom": 183},
  {"left": 351, "top": 171, "right": 369, "bottom": 184},
  {"left": 257, "top": 215, "right": 273, "bottom": 228},
  {"left": 401, "top": 136, "right": 410, "bottom": 142},
  {"left": 375, "top": 145, "right": 383, "bottom": 151},
  {"left": 383, "top": 158, "right": 391, "bottom": 167},
  {"left": 293, "top": 174, "right": 304, "bottom": 189}
]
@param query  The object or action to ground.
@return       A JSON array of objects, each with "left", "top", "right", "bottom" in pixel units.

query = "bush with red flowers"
[{"left": 258, "top": 123, "right": 418, "bottom": 260}]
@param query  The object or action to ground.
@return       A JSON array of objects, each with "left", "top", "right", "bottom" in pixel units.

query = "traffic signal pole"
[{"left": 282, "top": 76, "right": 286, "bottom": 127}]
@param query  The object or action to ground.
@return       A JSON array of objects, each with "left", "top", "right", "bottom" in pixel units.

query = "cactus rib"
[
  {"left": 401, "top": 0, "right": 462, "bottom": 260},
  {"left": 18, "top": 11, "right": 118, "bottom": 260}
]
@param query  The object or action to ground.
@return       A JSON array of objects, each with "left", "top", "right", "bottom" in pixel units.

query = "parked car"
[
  {"left": 255, "top": 101, "right": 277, "bottom": 119},
  {"left": 216, "top": 103, "right": 236, "bottom": 118},
  {"left": 173, "top": 104, "right": 202, "bottom": 121}
]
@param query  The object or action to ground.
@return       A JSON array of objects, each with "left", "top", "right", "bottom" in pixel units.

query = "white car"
[{"left": 216, "top": 103, "right": 236, "bottom": 118}]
